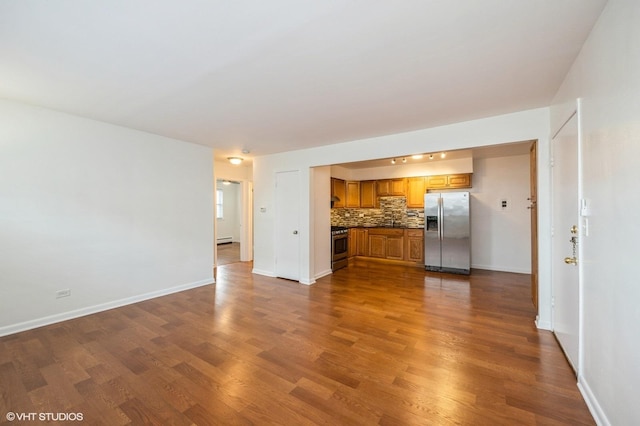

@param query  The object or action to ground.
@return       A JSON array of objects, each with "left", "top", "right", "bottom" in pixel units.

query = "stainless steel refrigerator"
[{"left": 424, "top": 191, "right": 470, "bottom": 274}]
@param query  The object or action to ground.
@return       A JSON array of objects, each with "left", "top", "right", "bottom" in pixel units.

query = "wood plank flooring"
[
  {"left": 216, "top": 242, "right": 241, "bottom": 266},
  {"left": 0, "top": 261, "right": 594, "bottom": 425}
]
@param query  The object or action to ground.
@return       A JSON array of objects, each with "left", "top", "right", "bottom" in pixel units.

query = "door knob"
[
  {"left": 293, "top": 230, "right": 298, "bottom": 235},
  {"left": 564, "top": 256, "right": 577, "bottom": 265}
]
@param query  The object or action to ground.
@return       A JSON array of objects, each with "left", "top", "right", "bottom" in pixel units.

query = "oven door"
[{"left": 332, "top": 233, "right": 349, "bottom": 271}]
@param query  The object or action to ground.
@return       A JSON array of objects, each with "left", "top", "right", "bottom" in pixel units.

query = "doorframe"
[
  {"left": 213, "top": 177, "right": 253, "bottom": 268},
  {"left": 530, "top": 141, "right": 539, "bottom": 310},
  {"left": 549, "top": 98, "right": 584, "bottom": 378}
]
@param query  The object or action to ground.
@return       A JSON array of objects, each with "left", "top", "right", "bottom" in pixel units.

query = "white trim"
[
  {"left": 578, "top": 377, "right": 610, "bottom": 426},
  {"left": 471, "top": 264, "right": 531, "bottom": 274},
  {"left": 299, "top": 278, "right": 315, "bottom": 285},
  {"left": 0, "top": 278, "right": 214, "bottom": 337},
  {"left": 314, "top": 268, "right": 333, "bottom": 280},
  {"left": 535, "top": 317, "right": 552, "bottom": 330},
  {"left": 252, "top": 268, "right": 276, "bottom": 278}
]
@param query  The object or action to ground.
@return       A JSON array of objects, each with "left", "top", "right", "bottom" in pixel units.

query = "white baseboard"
[
  {"left": 578, "top": 376, "right": 610, "bottom": 426},
  {"left": 0, "top": 278, "right": 215, "bottom": 337},
  {"left": 535, "top": 316, "right": 552, "bottom": 331},
  {"left": 315, "top": 268, "right": 333, "bottom": 280},
  {"left": 252, "top": 268, "right": 276, "bottom": 277},
  {"left": 471, "top": 264, "right": 531, "bottom": 274}
]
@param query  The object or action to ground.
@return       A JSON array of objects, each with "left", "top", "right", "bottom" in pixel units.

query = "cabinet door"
[
  {"left": 331, "top": 178, "right": 346, "bottom": 208},
  {"left": 447, "top": 174, "right": 472, "bottom": 188},
  {"left": 425, "top": 175, "right": 448, "bottom": 189},
  {"left": 360, "top": 180, "right": 377, "bottom": 208},
  {"left": 390, "top": 178, "right": 406, "bottom": 196},
  {"left": 386, "top": 236, "right": 404, "bottom": 260},
  {"left": 406, "top": 177, "right": 426, "bottom": 208},
  {"left": 376, "top": 180, "right": 391, "bottom": 196},
  {"left": 346, "top": 181, "right": 360, "bottom": 208},
  {"left": 368, "top": 234, "right": 386, "bottom": 258},
  {"left": 406, "top": 237, "right": 424, "bottom": 262},
  {"left": 348, "top": 229, "right": 357, "bottom": 258},
  {"left": 425, "top": 174, "right": 472, "bottom": 189},
  {"left": 356, "top": 229, "right": 369, "bottom": 256}
]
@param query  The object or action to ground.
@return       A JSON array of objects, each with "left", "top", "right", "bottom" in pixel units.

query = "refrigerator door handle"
[{"left": 438, "top": 197, "right": 443, "bottom": 241}]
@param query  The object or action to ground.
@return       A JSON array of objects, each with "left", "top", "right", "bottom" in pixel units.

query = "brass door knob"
[{"left": 564, "top": 256, "right": 577, "bottom": 265}]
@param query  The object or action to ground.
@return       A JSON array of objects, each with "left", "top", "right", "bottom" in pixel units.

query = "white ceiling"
[{"left": 0, "top": 1, "right": 606, "bottom": 163}]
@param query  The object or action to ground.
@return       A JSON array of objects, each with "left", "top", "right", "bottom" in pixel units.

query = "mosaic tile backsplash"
[{"left": 331, "top": 196, "right": 425, "bottom": 228}]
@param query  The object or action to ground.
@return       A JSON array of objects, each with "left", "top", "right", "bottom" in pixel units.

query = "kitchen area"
[{"left": 330, "top": 170, "right": 472, "bottom": 274}]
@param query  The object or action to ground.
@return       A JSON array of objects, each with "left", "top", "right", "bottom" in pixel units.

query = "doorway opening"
[{"left": 215, "top": 179, "right": 241, "bottom": 266}]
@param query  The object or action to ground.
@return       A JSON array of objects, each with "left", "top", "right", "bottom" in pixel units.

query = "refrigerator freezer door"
[
  {"left": 424, "top": 193, "right": 441, "bottom": 270},
  {"left": 441, "top": 192, "right": 470, "bottom": 273}
]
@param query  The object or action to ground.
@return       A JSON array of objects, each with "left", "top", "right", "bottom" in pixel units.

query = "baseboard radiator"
[{"left": 217, "top": 236, "right": 233, "bottom": 245}]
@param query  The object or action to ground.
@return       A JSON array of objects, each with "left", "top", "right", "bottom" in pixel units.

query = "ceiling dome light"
[
  {"left": 440, "top": 152, "right": 446, "bottom": 159},
  {"left": 391, "top": 158, "right": 396, "bottom": 164},
  {"left": 228, "top": 157, "right": 243, "bottom": 165},
  {"left": 411, "top": 154, "right": 423, "bottom": 160}
]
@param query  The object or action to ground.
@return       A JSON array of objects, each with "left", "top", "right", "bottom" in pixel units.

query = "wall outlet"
[{"left": 56, "top": 289, "right": 71, "bottom": 299}]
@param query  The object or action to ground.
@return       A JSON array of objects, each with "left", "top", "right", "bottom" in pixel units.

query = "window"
[{"left": 216, "top": 189, "right": 223, "bottom": 219}]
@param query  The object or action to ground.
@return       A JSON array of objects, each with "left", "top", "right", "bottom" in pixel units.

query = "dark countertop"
[{"left": 348, "top": 225, "right": 423, "bottom": 229}]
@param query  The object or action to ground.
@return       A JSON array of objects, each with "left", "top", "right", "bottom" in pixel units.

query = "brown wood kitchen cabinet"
[
  {"left": 425, "top": 173, "right": 472, "bottom": 190},
  {"left": 376, "top": 178, "right": 406, "bottom": 196},
  {"left": 348, "top": 228, "right": 357, "bottom": 258},
  {"left": 355, "top": 228, "right": 369, "bottom": 256},
  {"left": 359, "top": 180, "right": 377, "bottom": 208},
  {"left": 331, "top": 178, "right": 346, "bottom": 208},
  {"left": 345, "top": 181, "right": 360, "bottom": 208},
  {"left": 367, "top": 228, "right": 404, "bottom": 260},
  {"left": 405, "top": 229, "right": 424, "bottom": 263},
  {"left": 406, "top": 177, "right": 426, "bottom": 208}
]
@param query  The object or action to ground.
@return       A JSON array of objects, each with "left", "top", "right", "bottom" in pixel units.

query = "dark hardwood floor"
[{"left": 0, "top": 260, "right": 594, "bottom": 425}]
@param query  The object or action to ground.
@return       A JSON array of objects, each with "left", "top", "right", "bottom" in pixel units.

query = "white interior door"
[
  {"left": 552, "top": 111, "right": 580, "bottom": 373},
  {"left": 275, "top": 170, "right": 300, "bottom": 281}
]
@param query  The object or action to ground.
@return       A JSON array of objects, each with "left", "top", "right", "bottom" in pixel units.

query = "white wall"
[
  {"left": 551, "top": 0, "right": 640, "bottom": 424},
  {"left": 312, "top": 166, "right": 332, "bottom": 279},
  {"left": 470, "top": 154, "right": 531, "bottom": 273},
  {"left": 0, "top": 100, "right": 214, "bottom": 336},
  {"left": 253, "top": 108, "right": 551, "bottom": 304}
]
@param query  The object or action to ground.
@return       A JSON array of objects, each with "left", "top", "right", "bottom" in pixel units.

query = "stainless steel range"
[{"left": 331, "top": 226, "right": 348, "bottom": 271}]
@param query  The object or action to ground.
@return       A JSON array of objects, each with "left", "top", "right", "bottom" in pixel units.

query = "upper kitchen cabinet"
[
  {"left": 425, "top": 173, "right": 472, "bottom": 190},
  {"left": 406, "top": 177, "right": 426, "bottom": 208},
  {"left": 331, "top": 178, "right": 346, "bottom": 208},
  {"left": 376, "top": 178, "right": 406, "bottom": 196},
  {"left": 345, "top": 181, "right": 361, "bottom": 208},
  {"left": 360, "top": 180, "right": 377, "bottom": 208}
]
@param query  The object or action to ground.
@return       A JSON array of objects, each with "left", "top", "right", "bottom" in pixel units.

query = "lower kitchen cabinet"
[
  {"left": 386, "top": 236, "right": 404, "bottom": 260},
  {"left": 368, "top": 234, "right": 386, "bottom": 258},
  {"left": 367, "top": 228, "right": 404, "bottom": 261},
  {"left": 348, "top": 228, "right": 357, "bottom": 258},
  {"left": 347, "top": 227, "right": 423, "bottom": 266},
  {"left": 355, "top": 228, "right": 369, "bottom": 256},
  {"left": 405, "top": 229, "right": 424, "bottom": 263}
]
